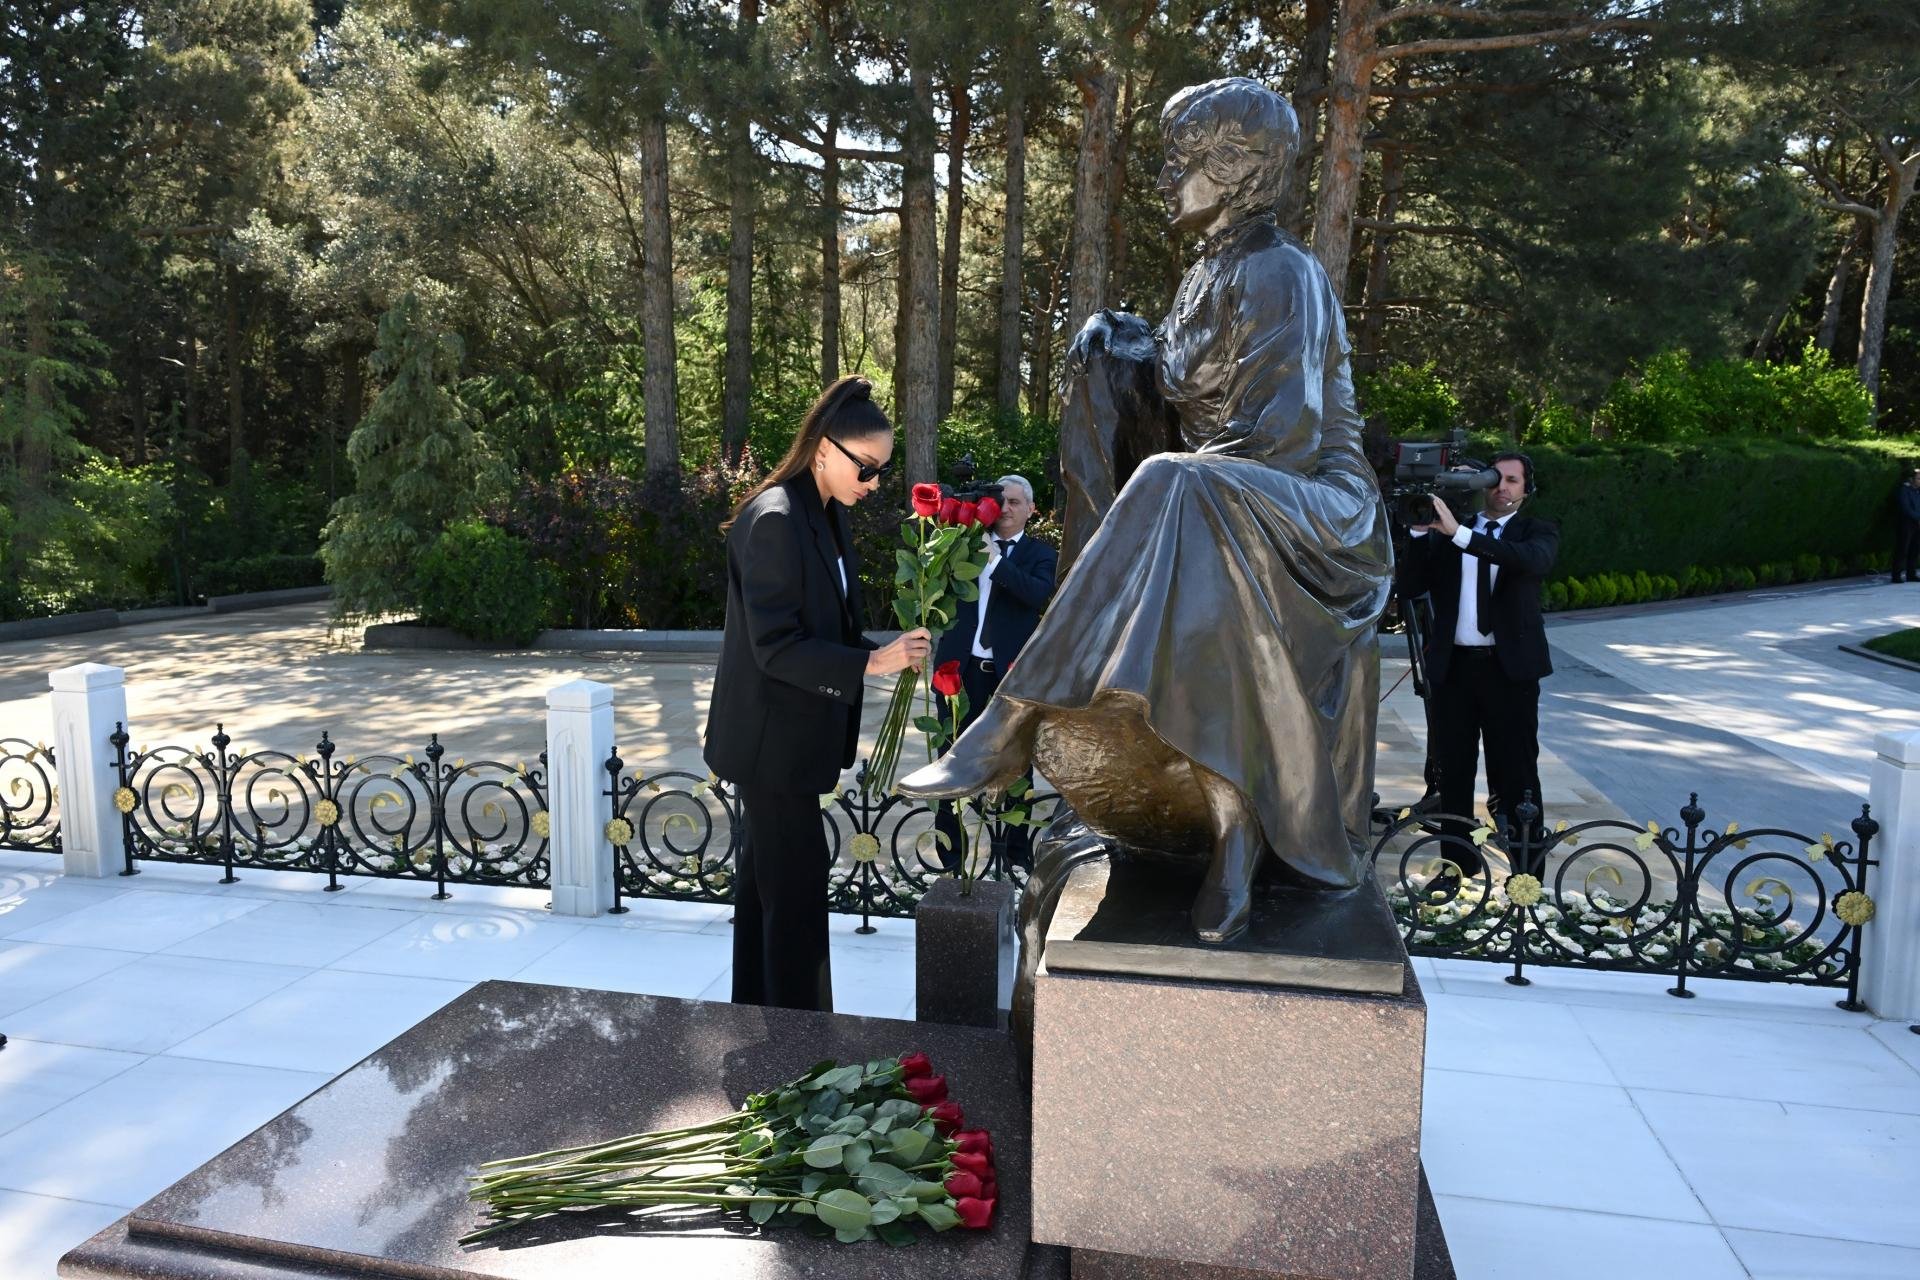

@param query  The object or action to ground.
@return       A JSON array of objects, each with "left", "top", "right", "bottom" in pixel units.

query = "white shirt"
[
  {"left": 972, "top": 530, "right": 1023, "bottom": 659},
  {"left": 1451, "top": 515, "right": 1509, "bottom": 646}
]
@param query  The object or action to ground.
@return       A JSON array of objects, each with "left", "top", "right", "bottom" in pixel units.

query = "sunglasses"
[{"left": 827, "top": 435, "right": 894, "bottom": 484}]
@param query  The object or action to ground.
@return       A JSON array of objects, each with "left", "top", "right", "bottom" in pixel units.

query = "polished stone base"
[
  {"left": 61, "top": 981, "right": 1035, "bottom": 1279},
  {"left": 917, "top": 876, "right": 1017, "bottom": 1029},
  {"left": 1030, "top": 860, "right": 1428, "bottom": 1280},
  {"left": 1067, "top": 1170, "right": 1454, "bottom": 1280}
]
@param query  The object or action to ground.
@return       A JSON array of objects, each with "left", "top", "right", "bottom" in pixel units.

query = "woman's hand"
[
  {"left": 1064, "top": 309, "right": 1118, "bottom": 375},
  {"left": 867, "top": 628, "right": 933, "bottom": 676}
]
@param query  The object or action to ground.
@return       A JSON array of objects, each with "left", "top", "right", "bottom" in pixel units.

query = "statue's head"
[{"left": 1157, "top": 78, "right": 1297, "bottom": 235}]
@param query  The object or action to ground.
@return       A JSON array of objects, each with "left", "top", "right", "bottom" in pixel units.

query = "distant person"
[
  {"left": 704, "top": 376, "right": 931, "bottom": 1012},
  {"left": 932, "top": 475, "right": 1058, "bottom": 871},
  {"left": 1397, "top": 454, "right": 1559, "bottom": 883},
  {"left": 1894, "top": 466, "right": 1920, "bottom": 584}
]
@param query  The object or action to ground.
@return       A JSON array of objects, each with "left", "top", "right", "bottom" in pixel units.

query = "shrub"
[
  {"left": 1652, "top": 574, "right": 1679, "bottom": 600},
  {"left": 1358, "top": 362, "right": 1461, "bottom": 438},
  {"left": 1728, "top": 566, "right": 1757, "bottom": 591},
  {"left": 1585, "top": 574, "right": 1616, "bottom": 608},
  {"left": 1544, "top": 581, "right": 1569, "bottom": 611},
  {"left": 1793, "top": 553, "right": 1822, "bottom": 583},
  {"left": 1631, "top": 570, "right": 1653, "bottom": 601},
  {"left": 415, "top": 522, "right": 555, "bottom": 646},
  {"left": 196, "top": 554, "right": 324, "bottom": 597},
  {"left": 1593, "top": 346, "right": 1874, "bottom": 442}
]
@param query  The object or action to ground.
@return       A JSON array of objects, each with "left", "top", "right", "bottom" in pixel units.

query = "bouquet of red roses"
[
  {"left": 464, "top": 1051, "right": 997, "bottom": 1246},
  {"left": 864, "top": 484, "right": 1000, "bottom": 796}
]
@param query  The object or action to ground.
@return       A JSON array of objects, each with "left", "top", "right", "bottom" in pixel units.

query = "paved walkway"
[{"left": 3, "top": 594, "right": 1919, "bottom": 1277}]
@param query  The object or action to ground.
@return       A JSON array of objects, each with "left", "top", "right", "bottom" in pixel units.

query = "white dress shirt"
[
  {"left": 972, "top": 530, "right": 1023, "bottom": 659},
  {"left": 1451, "top": 514, "right": 1509, "bottom": 646}
]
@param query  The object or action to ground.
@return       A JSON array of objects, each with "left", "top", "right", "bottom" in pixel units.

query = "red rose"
[
  {"left": 975, "top": 496, "right": 1001, "bottom": 526},
  {"left": 956, "top": 501, "right": 979, "bottom": 526},
  {"left": 930, "top": 660, "right": 963, "bottom": 698},
  {"left": 927, "top": 1100, "right": 966, "bottom": 1134},
  {"left": 905, "top": 1074, "right": 948, "bottom": 1105},
  {"left": 938, "top": 497, "right": 962, "bottom": 524},
  {"left": 898, "top": 1051, "right": 934, "bottom": 1080},
  {"left": 950, "top": 1151, "right": 992, "bottom": 1179},
  {"left": 956, "top": 1196, "right": 996, "bottom": 1230},
  {"left": 955, "top": 1129, "right": 993, "bottom": 1158},
  {"left": 944, "top": 1170, "right": 984, "bottom": 1198},
  {"left": 980, "top": 1177, "right": 997, "bottom": 1204},
  {"left": 911, "top": 484, "right": 943, "bottom": 518}
]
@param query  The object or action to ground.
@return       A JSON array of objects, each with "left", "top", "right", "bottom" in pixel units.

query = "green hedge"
[
  {"left": 1520, "top": 435, "right": 1913, "bottom": 583},
  {"left": 195, "top": 553, "right": 324, "bottom": 598}
]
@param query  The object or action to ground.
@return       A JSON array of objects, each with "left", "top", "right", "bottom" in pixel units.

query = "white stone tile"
[
  {"left": 588, "top": 896, "right": 733, "bottom": 933},
  {"left": 0, "top": 1055, "right": 330, "bottom": 1209},
  {"left": 0, "top": 942, "right": 140, "bottom": 1019},
  {"left": 1427, "top": 957, "right": 1879, "bottom": 1027},
  {"left": 828, "top": 940, "right": 917, "bottom": 1020},
  {"left": 0, "top": 1039, "right": 146, "bottom": 1140},
  {"left": 1571, "top": 1005, "right": 1920, "bottom": 1114},
  {"left": 0, "top": 1188, "right": 127, "bottom": 1280},
  {"left": 1633, "top": 1089, "right": 1920, "bottom": 1249},
  {"left": 1421, "top": 1070, "right": 1709, "bottom": 1222},
  {"left": 1432, "top": 1195, "right": 1746, "bottom": 1280},
  {"left": 510, "top": 925, "right": 733, "bottom": 1000},
  {"left": 120, "top": 864, "right": 370, "bottom": 900},
  {"left": 0, "top": 879, "right": 129, "bottom": 940},
  {"left": 332, "top": 877, "right": 553, "bottom": 915},
  {"left": 159, "top": 900, "right": 418, "bottom": 968},
  {"left": 1423, "top": 992, "right": 1617, "bottom": 1085},
  {"left": 328, "top": 911, "right": 582, "bottom": 982},
  {"left": 165, "top": 969, "right": 474, "bottom": 1074},
  {"left": 2, "top": 953, "right": 309, "bottom": 1054},
  {"left": 8, "top": 889, "right": 268, "bottom": 954},
  {"left": 1723, "top": 1227, "right": 1920, "bottom": 1279},
  {"left": 1867, "top": 1020, "right": 1920, "bottom": 1077}
]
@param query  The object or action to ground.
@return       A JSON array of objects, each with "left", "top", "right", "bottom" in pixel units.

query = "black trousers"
[
  {"left": 1431, "top": 647, "right": 1543, "bottom": 875},
  {"left": 933, "top": 655, "right": 1034, "bottom": 872},
  {"left": 1896, "top": 519, "right": 1920, "bottom": 581},
  {"left": 732, "top": 783, "right": 833, "bottom": 1012}
]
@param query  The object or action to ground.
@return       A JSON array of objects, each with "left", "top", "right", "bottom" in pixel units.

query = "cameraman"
[{"left": 1398, "top": 454, "right": 1559, "bottom": 878}]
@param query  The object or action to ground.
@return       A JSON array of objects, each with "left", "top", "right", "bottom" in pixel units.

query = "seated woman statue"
[{"left": 900, "top": 77, "right": 1392, "bottom": 945}]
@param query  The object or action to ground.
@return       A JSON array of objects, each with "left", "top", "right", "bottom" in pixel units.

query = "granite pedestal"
[
  {"left": 1030, "top": 860, "right": 1429, "bottom": 1280},
  {"left": 917, "top": 876, "right": 1018, "bottom": 1029},
  {"left": 61, "top": 981, "right": 1037, "bottom": 1280}
]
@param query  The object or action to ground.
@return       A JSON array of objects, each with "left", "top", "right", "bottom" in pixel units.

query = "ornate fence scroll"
[
  {"left": 0, "top": 738, "right": 61, "bottom": 854},
  {"left": 605, "top": 750, "right": 1058, "bottom": 930},
  {"left": 1371, "top": 794, "right": 1879, "bottom": 1004},
  {"left": 111, "top": 725, "right": 550, "bottom": 896}
]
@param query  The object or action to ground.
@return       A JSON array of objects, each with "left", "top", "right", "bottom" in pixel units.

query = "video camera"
[
  {"left": 1388, "top": 429, "right": 1500, "bottom": 527},
  {"left": 947, "top": 453, "right": 1006, "bottom": 506}
]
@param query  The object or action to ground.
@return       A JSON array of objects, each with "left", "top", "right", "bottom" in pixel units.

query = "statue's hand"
[{"left": 1065, "top": 309, "right": 1118, "bottom": 376}]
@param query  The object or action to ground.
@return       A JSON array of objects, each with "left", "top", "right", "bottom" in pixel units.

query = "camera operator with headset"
[{"left": 1397, "top": 452, "right": 1559, "bottom": 883}]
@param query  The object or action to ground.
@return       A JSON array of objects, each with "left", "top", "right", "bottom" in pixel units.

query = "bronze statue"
[{"left": 899, "top": 78, "right": 1391, "bottom": 946}]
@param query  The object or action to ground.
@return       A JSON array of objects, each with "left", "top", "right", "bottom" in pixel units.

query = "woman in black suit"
[{"left": 704, "top": 376, "right": 931, "bottom": 1011}]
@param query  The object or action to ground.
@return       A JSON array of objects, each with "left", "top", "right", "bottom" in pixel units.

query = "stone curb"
[
  {"left": 0, "top": 587, "right": 332, "bottom": 645},
  {"left": 1838, "top": 642, "right": 1920, "bottom": 676}
]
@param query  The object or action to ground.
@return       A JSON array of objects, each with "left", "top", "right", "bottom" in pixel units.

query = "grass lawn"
[{"left": 1863, "top": 628, "right": 1920, "bottom": 663}]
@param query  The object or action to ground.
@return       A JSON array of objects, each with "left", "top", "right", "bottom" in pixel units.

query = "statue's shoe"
[{"left": 898, "top": 748, "right": 1020, "bottom": 801}]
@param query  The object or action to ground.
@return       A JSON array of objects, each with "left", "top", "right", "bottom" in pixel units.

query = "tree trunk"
[
  {"left": 1105, "top": 69, "right": 1138, "bottom": 304},
  {"left": 1280, "top": 0, "right": 1334, "bottom": 236},
  {"left": 225, "top": 263, "right": 247, "bottom": 484},
  {"left": 937, "top": 78, "right": 970, "bottom": 422},
  {"left": 1064, "top": 59, "right": 1120, "bottom": 394},
  {"left": 1355, "top": 144, "right": 1404, "bottom": 371},
  {"left": 720, "top": 0, "right": 760, "bottom": 463},
  {"left": 821, "top": 113, "right": 842, "bottom": 385},
  {"left": 640, "top": 111, "right": 680, "bottom": 477},
  {"left": 996, "top": 83, "right": 1027, "bottom": 418},
  {"left": 1029, "top": 251, "right": 1065, "bottom": 422},
  {"left": 1818, "top": 221, "right": 1864, "bottom": 353},
  {"left": 183, "top": 328, "right": 201, "bottom": 449},
  {"left": 900, "top": 40, "right": 941, "bottom": 484},
  {"left": 1856, "top": 154, "right": 1915, "bottom": 409},
  {"left": 1750, "top": 289, "right": 1793, "bottom": 361},
  {"left": 1313, "top": 0, "right": 1380, "bottom": 298},
  {"left": 20, "top": 287, "right": 53, "bottom": 490}
]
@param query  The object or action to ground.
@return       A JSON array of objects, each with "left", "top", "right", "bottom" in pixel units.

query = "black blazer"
[
  {"left": 933, "top": 533, "right": 1059, "bottom": 669},
  {"left": 1397, "top": 512, "right": 1560, "bottom": 685},
  {"left": 704, "top": 474, "right": 876, "bottom": 794}
]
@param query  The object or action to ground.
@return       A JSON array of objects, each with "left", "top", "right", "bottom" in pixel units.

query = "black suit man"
[
  {"left": 931, "top": 475, "right": 1058, "bottom": 871},
  {"left": 1397, "top": 453, "right": 1560, "bottom": 877}
]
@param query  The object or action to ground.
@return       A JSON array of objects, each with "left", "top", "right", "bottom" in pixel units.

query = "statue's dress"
[{"left": 995, "top": 215, "right": 1392, "bottom": 885}]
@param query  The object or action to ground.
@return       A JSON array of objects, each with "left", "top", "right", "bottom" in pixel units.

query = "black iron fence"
[
  {"left": 606, "top": 749, "right": 1058, "bottom": 931},
  {"left": 110, "top": 725, "right": 550, "bottom": 896},
  {"left": 1370, "top": 795, "right": 1880, "bottom": 1005},
  {"left": 0, "top": 738, "right": 60, "bottom": 854}
]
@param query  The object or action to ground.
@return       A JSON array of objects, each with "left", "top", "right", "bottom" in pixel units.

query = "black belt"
[
  {"left": 1455, "top": 646, "right": 1498, "bottom": 659},
  {"left": 966, "top": 655, "right": 998, "bottom": 674}
]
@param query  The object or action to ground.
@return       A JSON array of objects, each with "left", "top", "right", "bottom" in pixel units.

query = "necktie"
[
  {"left": 1476, "top": 520, "right": 1500, "bottom": 636},
  {"left": 997, "top": 539, "right": 1014, "bottom": 556}
]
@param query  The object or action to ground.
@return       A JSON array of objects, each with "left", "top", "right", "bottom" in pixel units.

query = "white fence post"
[
  {"left": 49, "top": 663, "right": 129, "bottom": 879},
  {"left": 1865, "top": 728, "right": 1920, "bottom": 1022},
  {"left": 547, "top": 679, "right": 616, "bottom": 917}
]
